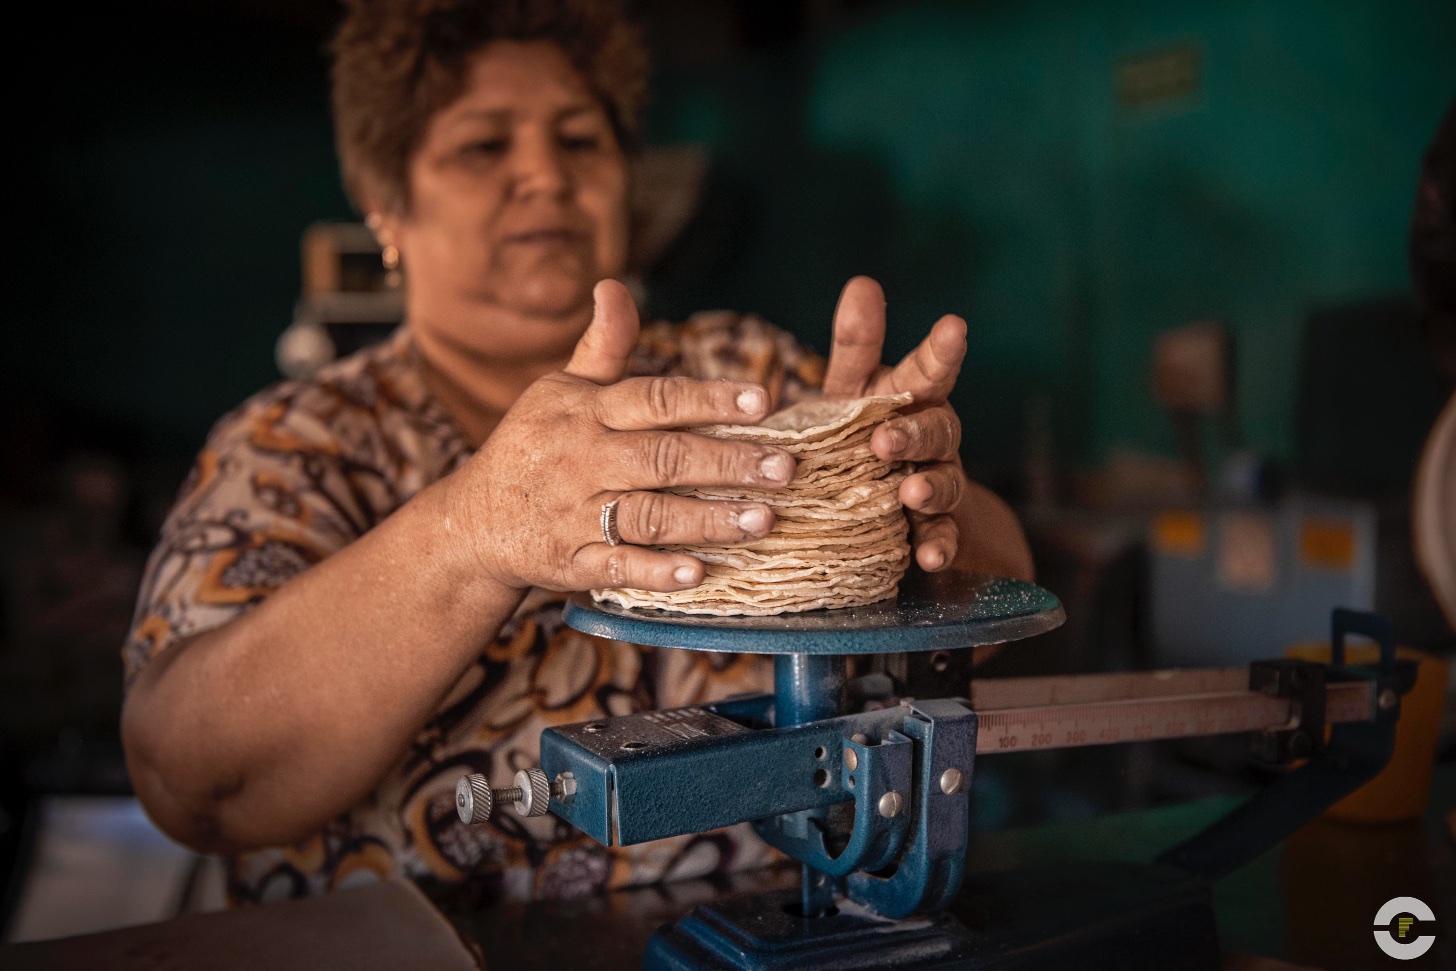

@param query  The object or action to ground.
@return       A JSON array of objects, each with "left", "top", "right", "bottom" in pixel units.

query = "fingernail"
[
  {"left": 885, "top": 428, "right": 907, "bottom": 454},
  {"left": 924, "top": 546, "right": 946, "bottom": 570},
  {"left": 737, "top": 505, "right": 771, "bottom": 534},
  {"left": 674, "top": 565, "right": 698, "bottom": 584},
  {"left": 759, "top": 452, "right": 794, "bottom": 484},
  {"left": 737, "top": 388, "right": 767, "bottom": 416}
]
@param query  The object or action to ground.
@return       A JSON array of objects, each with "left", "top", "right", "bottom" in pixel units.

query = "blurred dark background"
[
  {"left": 13, "top": 0, "right": 1454, "bottom": 470},
  {"left": 3, "top": 0, "right": 1455, "bottom": 948}
]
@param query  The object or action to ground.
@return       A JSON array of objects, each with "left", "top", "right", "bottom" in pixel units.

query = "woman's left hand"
[{"left": 820, "top": 276, "right": 969, "bottom": 573}]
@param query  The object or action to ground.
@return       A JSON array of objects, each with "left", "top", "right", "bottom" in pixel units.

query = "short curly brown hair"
[{"left": 331, "top": 0, "right": 649, "bottom": 213}]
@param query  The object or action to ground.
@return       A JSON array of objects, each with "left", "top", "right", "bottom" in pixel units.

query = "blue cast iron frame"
[
  {"left": 541, "top": 590, "right": 1412, "bottom": 971},
  {"left": 538, "top": 685, "right": 977, "bottom": 919}
]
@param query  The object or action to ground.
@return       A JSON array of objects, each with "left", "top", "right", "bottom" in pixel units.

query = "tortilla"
[
  {"left": 696, "top": 393, "right": 911, "bottom": 444},
  {"left": 593, "top": 392, "right": 917, "bottom": 615}
]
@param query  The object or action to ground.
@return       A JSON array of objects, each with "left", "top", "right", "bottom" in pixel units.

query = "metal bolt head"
[
  {"left": 850, "top": 733, "right": 869, "bottom": 745},
  {"left": 878, "top": 791, "right": 903, "bottom": 818},
  {"left": 554, "top": 772, "right": 577, "bottom": 803},
  {"left": 456, "top": 774, "right": 493, "bottom": 824},
  {"left": 939, "top": 768, "right": 964, "bottom": 794},
  {"left": 1377, "top": 688, "right": 1396, "bottom": 711},
  {"left": 844, "top": 747, "right": 859, "bottom": 772}
]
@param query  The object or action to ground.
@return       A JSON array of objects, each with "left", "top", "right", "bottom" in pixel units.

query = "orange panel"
[
  {"left": 1300, "top": 518, "right": 1356, "bottom": 571},
  {"left": 1152, "top": 511, "right": 1205, "bottom": 556}
]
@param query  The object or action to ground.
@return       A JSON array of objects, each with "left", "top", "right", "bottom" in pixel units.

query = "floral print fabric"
[{"left": 124, "top": 313, "right": 825, "bottom": 904}]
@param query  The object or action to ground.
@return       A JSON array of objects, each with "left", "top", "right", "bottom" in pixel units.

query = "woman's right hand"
[{"left": 445, "top": 279, "right": 797, "bottom": 595}]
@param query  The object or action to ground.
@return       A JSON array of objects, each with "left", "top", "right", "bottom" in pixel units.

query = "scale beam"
[
  {"left": 972, "top": 675, "right": 1376, "bottom": 754},
  {"left": 536, "top": 668, "right": 1384, "bottom": 846}
]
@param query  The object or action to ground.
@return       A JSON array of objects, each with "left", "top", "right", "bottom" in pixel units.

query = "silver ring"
[{"left": 600, "top": 498, "right": 622, "bottom": 546}]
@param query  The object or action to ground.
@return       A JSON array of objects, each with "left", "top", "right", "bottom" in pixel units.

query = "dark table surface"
[{"left": 8, "top": 767, "right": 1450, "bottom": 971}]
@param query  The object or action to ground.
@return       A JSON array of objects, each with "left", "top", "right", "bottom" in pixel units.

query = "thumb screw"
[{"left": 456, "top": 768, "right": 575, "bottom": 824}]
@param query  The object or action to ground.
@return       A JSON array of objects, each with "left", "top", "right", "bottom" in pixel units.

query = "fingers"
[
  {"left": 565, "top": 279, "right": 641, "bottom": 384},
  {"left": 899, "top": 462, "right": 964, "bottom": 516},
  {"left": 872, "top": 405, "right": 961, "bottom": 463},
  {"left": 594, "top": 376, "right": 770, "bottom": 431},
  {"left": 822, "top": 276, "right": 888, "bottom": 398},
  {"left": 571, "top": 543, "right": 707, "bottom": 592},
  {"left": 611, "top": 493, "right": 775, "bottom": 546},
  {"left": 871, "top": 313, "right": 967, "bottom": 404},
  {"left": 614, "top": 431, "right": 795, "bottom": 490},
  {"left": 910, "top": 511, "right": 959, "bottom": 572}
]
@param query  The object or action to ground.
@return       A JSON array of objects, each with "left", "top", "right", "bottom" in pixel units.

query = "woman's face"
[{"left": 386, "top": 40, "right": 630, "bottom": 363}]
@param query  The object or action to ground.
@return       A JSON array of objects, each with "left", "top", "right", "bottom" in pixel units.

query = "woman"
[{"left": 121, "top": 0, "right": 1032, "bottom": 905}]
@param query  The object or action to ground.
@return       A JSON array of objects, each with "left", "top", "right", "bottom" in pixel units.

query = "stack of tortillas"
[{"left": 593, "top": 392, "right": 915, "bottom": 615}]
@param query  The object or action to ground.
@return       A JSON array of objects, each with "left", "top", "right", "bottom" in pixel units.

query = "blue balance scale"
[{"left": 456, "top": 569, "right": 1414, "bottom": 971}]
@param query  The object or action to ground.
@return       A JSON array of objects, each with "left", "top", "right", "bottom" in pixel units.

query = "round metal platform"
[{"left": 563, "top": 569, "right": 1064, "bottom": 655}]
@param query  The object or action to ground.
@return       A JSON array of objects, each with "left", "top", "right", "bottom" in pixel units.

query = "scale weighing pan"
[{"left": 563, "top": 569, "right": 1065, "bottom": 655}]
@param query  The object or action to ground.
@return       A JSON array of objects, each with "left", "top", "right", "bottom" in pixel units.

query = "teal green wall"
[
  {"left": 16, "top": 3, "right": 1453, "bottom": 472},
  {"left": 646, "top": 0, "right": 1455, "bottom": 474}
]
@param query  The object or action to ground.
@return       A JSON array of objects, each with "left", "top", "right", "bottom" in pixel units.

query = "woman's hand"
[
  {"left": 821, "top": 276, "right": 973, "bottom": 573},
  {"left": 446, "top": 279, "right": 797, "bottom": 594}
]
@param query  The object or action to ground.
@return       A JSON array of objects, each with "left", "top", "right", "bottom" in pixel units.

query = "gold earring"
[
  {"left": 381, "top": 241, "right": 402, "bottom": 289},
  {"left": 366, "top": 212, "right": 401, "bottom": 288}
]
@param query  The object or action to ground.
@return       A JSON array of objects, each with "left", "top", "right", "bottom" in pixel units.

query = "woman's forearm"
[
  {"left": 951, "top": 474, "right": 1034, "bottom": 582},
  {"left": 122, "top": 477, "right": 523, "bottom": 853},
  {"left": 121, "top": 323, "right": 802, "bottom": 856}
]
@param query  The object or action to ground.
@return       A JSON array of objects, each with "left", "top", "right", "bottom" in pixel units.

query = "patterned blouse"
[{"left": 124, "top": 314, "right": 825, "bottom": 905}]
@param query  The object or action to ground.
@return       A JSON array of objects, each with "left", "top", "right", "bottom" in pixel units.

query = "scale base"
[{"left": 643, "top": 863, "right": 1220, "bottom": 971}]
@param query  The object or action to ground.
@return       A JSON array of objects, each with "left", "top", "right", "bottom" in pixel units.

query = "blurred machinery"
[
  {"left": 1149, "top": 299, "right": 1455, "bottom": 671},
  {"left": 274, "top": 222, "right": 404, "bottom": 380},
  {"left": 1151, "top": 321, "right": 1235, "bottom": 501},
  {"left": 1150, "top": 501, "right": 1375, "bottom": 666}
]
